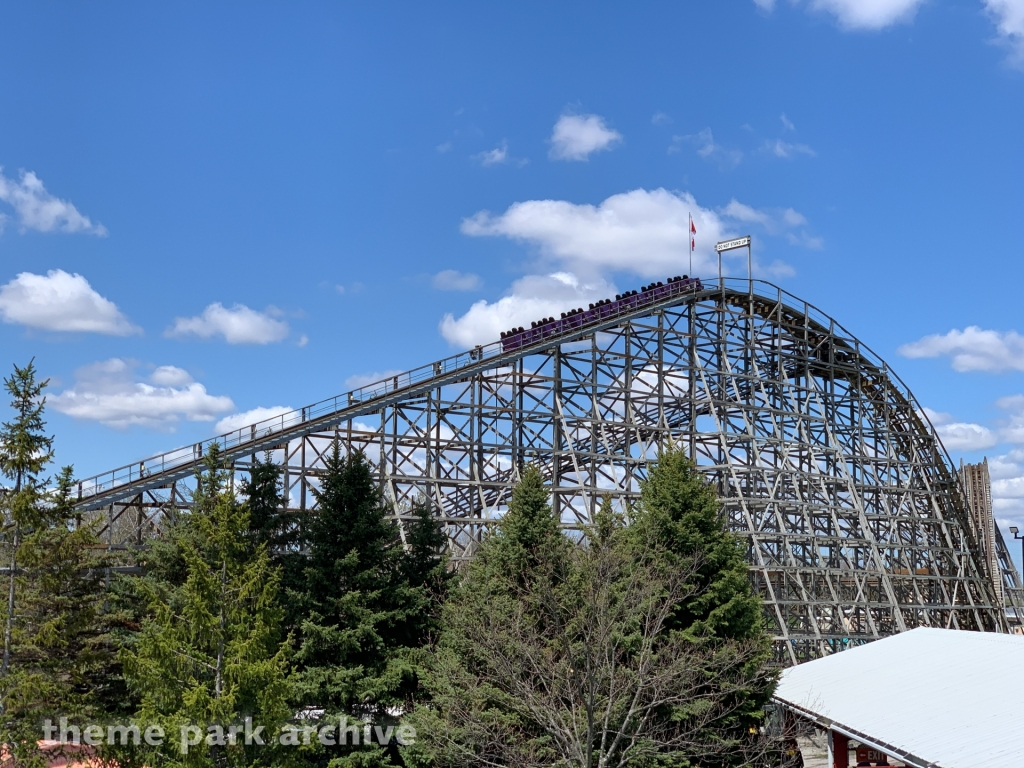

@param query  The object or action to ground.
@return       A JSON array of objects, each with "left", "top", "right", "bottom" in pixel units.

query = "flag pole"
[{"left": 688, "top": 213, "right": 693, "bottom": 275}]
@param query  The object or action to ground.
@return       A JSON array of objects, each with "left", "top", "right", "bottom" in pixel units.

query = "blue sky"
[{"left": 2, "top": 1, "right": 1024, "bottom": 551}]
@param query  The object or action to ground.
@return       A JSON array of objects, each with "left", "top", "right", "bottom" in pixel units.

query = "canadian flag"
[
  {"left": 690, "top": 219, "right": 697, "bottom": 235},
  {"left": 690, "top": 215, "right": 696, "bottom": 252}
]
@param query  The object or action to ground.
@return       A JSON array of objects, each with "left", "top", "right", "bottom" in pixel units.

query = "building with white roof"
[{"left": 773, "top": 627, "right": 1024, "bottom": 768}]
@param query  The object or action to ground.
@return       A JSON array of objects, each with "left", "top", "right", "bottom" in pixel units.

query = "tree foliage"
[
  {"left": 0, "top": 361, "right": 54, "bottom": 685},
  {"left": 0, "top": 356, "right": 774, "bottom": 768},
  {"left": 241, "top": 454, "right": 306, "bottom": 635},
  {"left": 119, "top": 445, "right": 291, "bottom": 768},
  {"left": 406, "top": 454, "right": 776, "bottom": 768},
  {"left": 629, "top": 448, "right": 775, "bottom": 760},
  {"left": 0, "top": 363, "right": 115, "bottom": 767},
  {"left": 291, "top": 444, "right": 449, "bottom": 768}
]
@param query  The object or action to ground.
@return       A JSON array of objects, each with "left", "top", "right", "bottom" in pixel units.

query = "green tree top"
[
  {"left": 0, "top": 362, "right": 119, "bottom": 767},
  {"left": 0, "top": 360, "right": 54, "bottom": 529},
  {"left": 397, "top": 500, "right": 453, "bottom": 651},
  {"left": 474, "top": 464, "right": 568, "bottom": 593},
  {"left": 121, "top": 445, "right": 291, "bottom": 768},
  {"left": 407, "top": 453, "right": 777, "bottom": 768},
  {"left": 633, "top": 447, "right": 765, "bottom": 642},
  {"left": 292, "top": 445, "right": 451, "bottom": 768},
  {"left": 241, "top": 454, "right": 306, "bottom": 637}
]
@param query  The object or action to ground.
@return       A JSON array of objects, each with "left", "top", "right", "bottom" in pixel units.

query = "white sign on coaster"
[{"left": 715, "top": 236, "right": 751, "bottom": 253}]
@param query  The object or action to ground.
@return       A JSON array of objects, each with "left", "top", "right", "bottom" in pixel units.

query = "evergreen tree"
[
  {"left": 407, "top": 458, "right": 776, "bottom": 768},
  {"left": 0, "top": 361, "right": 54, "bottom": 765},
  {"left": 403, "top": 465, "right": 570, "bottom": 767},
  {"left": 16, "top": 467, "right": 118, "bottom": 722},
  {"left": 482, "top": 465, "right": 569, "bottom": 589},
  {"left": 631, "top": 447, "right": 764, "bottom": 642},
  {"left": 0, "top": 363, "right": 118, "bottom": 766},
  {"left": 397, "top": 500, "right": 452, "bottom": 652},
  {"left": 241, "top": 454, "right": 305, "bottom": 633},
  {"left": 0, "top": 361, "right": 54, "bottom": 688},
  {"left": 629, "top": 446, "right": 776, "bottom": 763},
  {"left": 292, "top": 445, "right": 447, "bottom": 768},
  {"left": 120, "top": 445, "right": 291, "bottom": 768}
]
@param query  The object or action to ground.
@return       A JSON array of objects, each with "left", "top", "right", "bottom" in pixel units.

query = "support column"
[{"left": 828, "top": 731, "right": 849, "bottom": 768}]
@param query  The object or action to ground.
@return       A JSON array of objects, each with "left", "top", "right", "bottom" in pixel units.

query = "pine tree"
[
  {"left": 403, "top": 465, "right": 570, "bottom": 767},
  {"left": 406, "top": 458, "right": 776, "bottom": 768},
  {"left": 292, "top": 445, "right": 447, "bottom": 768},
  {"left": 241, "top": 454, "right": 305, "bottom": 633},
  {"left": 120, "top": 445, "right": 291, "bottom": 768},
  {"left": 17, "top": 467, "right": 118, "bottom": 720},
  {"left": 0, "top": 362, "right": 120, "bottom": 766},
  {"left": 482, "top": 464, "right": 568, "bottom": 587},
  {"left": 397, "top": 500, "right": 452, "bottom": 652},
  {"left": 0, "top": 361, "right": 54, "bottom": 765},
  {"left": 0, "top": 361, "right": 54, "bottom": 687},
  {"left": 629, "top": 446, "right": 776, "bottom": 764},
  {"left": 631, "top": 447, "right": 764, "bottom": 642}
]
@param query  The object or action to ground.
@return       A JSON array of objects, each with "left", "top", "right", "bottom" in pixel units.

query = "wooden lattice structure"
[{"left": 75, "top": 278, "right": 1022, "bottom": 664}]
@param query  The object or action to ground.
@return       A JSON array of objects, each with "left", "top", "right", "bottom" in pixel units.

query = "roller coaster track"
[
  {"left": 74, "top": 277, "right": 707, "bottom": 512},
  {"left": 72, "top": 279, "right": 927, "bottom": 511},
  {"left": 74, "top": 278, "right": 1024, "bottom": 662}
]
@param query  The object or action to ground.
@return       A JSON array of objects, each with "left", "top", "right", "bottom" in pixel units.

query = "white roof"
[{"left": 774, "top": 628, "right": 1024, "bottom": 768}]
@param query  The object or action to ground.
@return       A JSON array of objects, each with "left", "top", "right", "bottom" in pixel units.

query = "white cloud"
[
  {"left": 760, "top": 260, "right": 799, "bottom": 278},
  {"left": 922, "top": 397, "right": 1024, "bottom": 454},
  {"left": 50, "top": 359, "right": 234, "bottom": 430},
  {"left": 780, "top": 113, "right": 796, "bottom": 131},
  {"left": 993, "top": 476, "right": 1024, "bottom": 498},
  {"left": 918, "top": 407, "right": 1024, "bottom": 533},
  {"left": 215, "top": 405, "right": 293, "bottom": 435},
  {"left": 762, "top": 139, "right": 816, "bottom": 159},
  {"left": 898, "top": 327, "right": 1024, "bottom": 373},
  {"left": 150, "top": 365, "right": 193, "bottom": 387},
  {"left": 449, "top": 188, "right": 817, "bottom": 349},
  {"left": 549, "top": 113, "right": 622, "bottom": 161},
  {"left": 922, "top": 407, "right": 998, "bottom": 451},
  {"left": 782, "top": 209, "right": 808, "bottom": 227},
  {"left": 995, "top": 395, "right": 1024, "bottom": 444},
  {"left": 463, "top": 188, "right": 722, "bottom": 279},
  {"left": 345, "top": 369, "right": 405, "bottom": 390},
  {"left": 0, "top": 269, "right": 140, "bottom": 335},
  {"left": 984, "top": 0, "right": 1024, "bottom": 64},
  {"left": 436, "top": 141, "right": 453, "bottom": 153},
  {"left": 720, "top": 201, "right": 815, "bottom": 242},
  {"left": 167, "top": 303, "right": 290, "bottom": 344},
  {"left": 475, "top": 141, "right": 509, "bottom": 166},
  {"left": 785, "top": 231, "right": 825, "bottom": 250},
  {"left": 983, "top": 448, "right": 1024, "bottom": 532},
  {"left": 651, "top": 112, "right": 672, "bottom": 126},
  {"left": 754, "top": 0, "right": 926, "bottom": 29},
  {"left": 432, "top": 270, "right": 482, "bottom": 291},
  {"left": 810, "top": 0, "right": 926, "bottom": 29},
  {"left": 720, "top": 199, "right": 771, "bottom": 228},
  {"left": 462, "top": 188, "right": 815, "bottom": 281},
  {"left": 988, "top": 449, "right": 1024, "bottom": 479},
  {"left": 0, "top": 168, "right": 107, "bottom": 236},
  {"left": 670, "top": 129, "right": 743, "bottom": 169},
  {"left": 440, "top": 272, "right": 616, "bottom": 348}
]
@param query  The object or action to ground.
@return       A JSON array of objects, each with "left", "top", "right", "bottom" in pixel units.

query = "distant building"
[{"left": 960, "top": 458, "right": 1002, "bottom": 605}]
